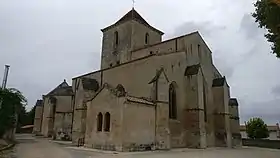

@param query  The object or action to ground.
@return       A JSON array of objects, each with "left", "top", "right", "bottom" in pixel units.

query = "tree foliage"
[
  {"left": 252, "top": 0, "right": 280, "bottom": 57},
  {"left": 0, "top": 88, "right": 27, "bottom": 138},
  {"left": 16, "top": 105, "right": 36, "bottom": 133},
  {"left": 245, "top": 117, "right": 269, "bottom": 139}
]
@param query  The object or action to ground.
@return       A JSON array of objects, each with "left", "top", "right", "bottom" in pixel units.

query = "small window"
[
  {"left": 175, "top": 39, "right": 178, "bottom": 51},
  {"left": 110, "top": 63, "right": 113, "bottom": 67},
  {"left": 104, "top": 112, "right": 111, "bottom": 132},
  {"left": 114, "top": 31, "right": 119, "bottom": 47},
  {"left": 169, "top": 82, "right": 177, "bottom": 119},
  {"left": 150, "top": 51, "right": 153, "bottom": 55},
  {"left": 116, "top": 61, "right": 120, "bottom": 65},
  {"left": 203, "top": 82, "right": 207, "bottom": 122},
  {"left": 97, "top": 113, "right": 103, "bottom": 132},
  {"left": 145, "top": 33, "right": 149, "bottom": 44},
  {"left": 198, "top": 44, "right": 201, "bottom": 58}
]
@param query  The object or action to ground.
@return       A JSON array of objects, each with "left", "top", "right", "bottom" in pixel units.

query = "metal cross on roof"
[{"left": 132, "top": 0, "right": 135, "bottom": 9}]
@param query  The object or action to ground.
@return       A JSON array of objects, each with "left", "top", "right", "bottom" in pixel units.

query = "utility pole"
[
  {"left": 0, "top": 65, "right": 10, "bottom": 110},
  {"left": 2, "top": 65, "right": 10, "bottom": 89}
]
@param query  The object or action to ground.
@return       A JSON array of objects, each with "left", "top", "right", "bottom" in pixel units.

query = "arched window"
[
  {"left": 145, "top": 33, "right": 149, "bottom": 44},
  {"left": 169, "top": 82, "right": 177, "bottom": 119},
  {"left": 114, "top": 31, "right": 119, "bottom": 47},
  {"left": 97, "top": 112, "right": 103, "bottom": 132},
  {"left": 203, "top": 81, "right": 207, "bottom": 122},
  {"left": 104, "top": 112, "right": 111, "bottom": 132}
]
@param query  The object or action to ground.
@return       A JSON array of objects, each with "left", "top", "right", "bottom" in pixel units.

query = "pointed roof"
[
  {"left": 212, "top": 77, "right": 226, "bottom": 87},
  {"left": 148, "top": 67, "right": 169, "bottom": 84},
  {"left": 87, "top": 83, "right": 125, "bottom": 102},
  {"left": 184, "top": 64, "right": 201, "bottom": 76},
  {"left": 46, "top": 79, "right": 73, "bottom": 96},
  {"left": 101, "top": 8, "right": 164, "bottom": 35},
  {"left": 86, "top": 83, "right": 154, "bottom": 106},
  {"left": 229, "top": 98, "right": 239, "bottom": 106},
  {"left": 35, "top": 100, "right": 43, "bottom": 107}
]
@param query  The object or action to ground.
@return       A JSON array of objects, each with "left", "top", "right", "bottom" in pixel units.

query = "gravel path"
[{"left": 1, "top": 134, "right": 280, "bottom": 158}]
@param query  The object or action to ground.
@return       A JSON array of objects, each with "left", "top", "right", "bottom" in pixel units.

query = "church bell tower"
[{"left": 100, "top": 8, "right": 164, "bottom": 69}]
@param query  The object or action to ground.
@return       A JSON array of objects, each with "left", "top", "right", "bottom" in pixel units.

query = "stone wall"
[
  {"left": 41, "top": 97, "right": 55, "bottom": 137},
  {"left": 101, "top": 19, "right": 162, "bottom": 69},
  {"left": 212, "top": 81, "right": 232, "bottom": 147},
  {"left": 73, "top": 32, "right": 230, "bottom": 150},
  {"left": 122, "top": 101, "right": 155, "bottom": 151},
  {"left": 84, "top": 88, "right": 123, "bottom": 151},
  {"left": 33, "top": 105, "right": 43, "bottom": 134},
  {"left": 229, "top": 99, "right": 241, "bottom": 146},
  {"left": 54, "top": 113, "right": 72, "bottom": 140},
  {"left": 242, "top": 139, "right": 280, "bottom": 149},
  {"left": 155, "top": 102, "right": 170, "bottom": 150},
  {"left": 130, "top": 20, "right": 162, "bottom": 52},
  {"left": 71, "top": 75, "right": 101, "bottom": 145}
]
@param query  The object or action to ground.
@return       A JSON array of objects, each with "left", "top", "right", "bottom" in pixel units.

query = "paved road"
[
  {"left": 2, "top": 134, "right": 280, "bottom": 158},
  {"left": 2, "top": 134, "right": 104, "bottom": 158}
]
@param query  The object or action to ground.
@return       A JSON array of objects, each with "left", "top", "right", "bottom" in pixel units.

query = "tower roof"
[
  {"left": 101, "top": 9, "right": 164, "bottom": 35},
  {"left": 46, "top": 79, "right": 73, "bottom": 96}
]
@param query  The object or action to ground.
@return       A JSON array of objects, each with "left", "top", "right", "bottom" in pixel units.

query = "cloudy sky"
[{"left": 0, "top": 0, "right": 279, "bottom": 124}]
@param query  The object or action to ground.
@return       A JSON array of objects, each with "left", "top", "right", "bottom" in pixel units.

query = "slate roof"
[
  {"left": 212, "top": 77, "right": 226, "bottom": 87},
  {"left": 148, "top": 67, "right": 169, "bottom": 84},
  {"left": 81, "top": 78, "right": 99, "bottom": 91},
  {"left": 101, "top": 8, "right": 164, "bottom": 35},
  {"left": 35, "top": 100, "right": 43, "bottom": 106},
  {"left": 184, "top": 64, "right": 200, "bottom": 76},
  {"left": 46, "top": 80, "right": 73, "bottom": 96},
  {"left": 229, "top": 98, "right": 238, "bottom": 106}
]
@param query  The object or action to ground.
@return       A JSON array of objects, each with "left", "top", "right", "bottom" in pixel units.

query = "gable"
[
  {"left": 87, "top": 83, "right": 126, "bottom": 102},
  {"left": 46, "top": 80, "right": 73, "bottom": 96},
  {"left": 148, "top": 67, "right": 169, "bottom": 84},
  {"left": 101, "top": 9, "right": 163, "bottom": 35}
]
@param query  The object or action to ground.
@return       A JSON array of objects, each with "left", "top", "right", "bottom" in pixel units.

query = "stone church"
[
  {"left": 33, "top": 80, "right": 73, "bottom": 140},
  {"left": 34, "top": 8, "right": 241, "bottom": 151}
]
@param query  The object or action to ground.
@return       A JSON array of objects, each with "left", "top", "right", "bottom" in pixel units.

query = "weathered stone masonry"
[{"left": 34, "top": 8, "right": 241, "bottom": 152}]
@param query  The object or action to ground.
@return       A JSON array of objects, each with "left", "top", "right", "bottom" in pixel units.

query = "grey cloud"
[
  {"left": 172, "top": 13, "right": 280, "bottom": 124},
  {"left": 271, "top": 85, "right": 280, "bottom": 96},
  {"left": 239, "top": 13, "right": 264, "bottom": 39},
  {"left": 240, "top": 98, "right": 280, "bottom": 124},
  {"left": 1, "top": 0, "right": 280, "bottom": 125},
  {"left": 171, "top": 21, "right": 233, "bottom": 78},
  {"left": 171, "top": 21, "right": 226, "bottom": 39},
  {"left": 0, "top": 1, "right": 102, "bottom": 109}
]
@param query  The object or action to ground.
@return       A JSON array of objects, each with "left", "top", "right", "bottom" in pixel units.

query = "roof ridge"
[{"left": 101, "top": 8, "right": 163, "bottom": 35}]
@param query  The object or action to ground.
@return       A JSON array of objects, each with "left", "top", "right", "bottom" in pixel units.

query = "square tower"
[{"left": 100, "top": 8, "right": 164, "bottom": 69}]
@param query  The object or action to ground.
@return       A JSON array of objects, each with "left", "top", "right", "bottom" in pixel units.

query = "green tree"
[
  {"left": 245, "top": 117, "right": 269, "bottom": 139},
  {"left": 252, "top": 0, "right": 280, "bottom": 57},
  {"left": 0, "top": 88, "right": 27, "bottom": 138}
]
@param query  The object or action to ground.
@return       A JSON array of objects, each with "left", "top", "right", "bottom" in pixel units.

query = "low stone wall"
[
  {"left": 0, "top": 139, "right": 15, "bottom": 152},
  {"left": 242, "top": 139, "right": 280, "bottom": 149}
]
